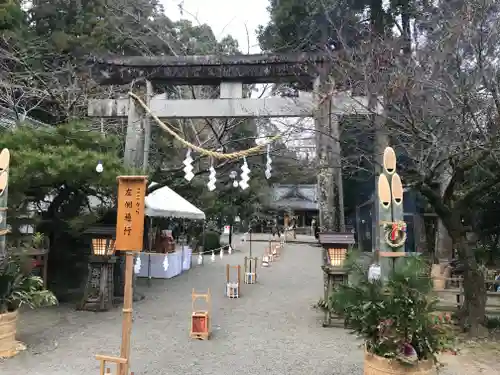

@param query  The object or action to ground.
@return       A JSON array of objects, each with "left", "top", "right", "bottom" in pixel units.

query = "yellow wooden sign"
[{"left": 115, "top": 176, "right": 147, "bottom": 252}]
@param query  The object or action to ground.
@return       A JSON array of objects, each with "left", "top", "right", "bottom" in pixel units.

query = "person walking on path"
[
  {"left": 290, "top": 217, "right": 297, "bottom": 240},
  {"left": 314, "top": 220, "right": 320, "bottom": 240},
  {"left": 311, "top": 218, "right": 316, "bottom": 236},
  {"left": 271, "top": 219, "right": 281, "bottom": 238}
]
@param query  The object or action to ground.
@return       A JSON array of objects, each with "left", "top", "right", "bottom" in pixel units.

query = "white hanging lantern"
[{"left": 95, "top": 160, "right": 104, "bottom": 173}]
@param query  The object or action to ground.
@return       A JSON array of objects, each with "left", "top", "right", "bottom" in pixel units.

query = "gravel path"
[
  {"left": 1, "top": 241, "right": 364, "bottom": 375},
  {"left": 1, "top": 240, "right": 468, "bottom": 375}
]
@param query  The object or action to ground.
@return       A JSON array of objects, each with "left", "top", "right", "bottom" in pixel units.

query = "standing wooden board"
[
  {"left": 116, "top": 176, "right": 147, "bottom": 252},
  {"left": 0, "top": 148, "right": 10, "bottom": 195}
]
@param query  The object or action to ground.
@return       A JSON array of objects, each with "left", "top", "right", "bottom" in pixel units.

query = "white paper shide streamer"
[
  {"left": 183, "top": 149, "right": 194, "bottom": 181},
  {"left": 134, "top": 257, "right": 142, "bottom": 274},
  {"left": 265, "top": 143, "right": 272, "bottom": 179},
  {"left": 193, "top": 245, "right": 235, "bottom": 266},
  {"left": 239, "top": 157, "right": 250, "bottom": 190},
  {"left": 207, "top": 163, "right": 217, "bottom": 191},
  {"left": 368, "top": 263, "right": 381, "bottom": 282},
  {"left": 162, "top": 254, "right": 169, "bottom": 271}
]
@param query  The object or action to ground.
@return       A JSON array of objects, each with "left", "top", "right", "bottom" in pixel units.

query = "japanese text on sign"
[{"left": 115, "top": 176, "right": 147, "bottom": 252}]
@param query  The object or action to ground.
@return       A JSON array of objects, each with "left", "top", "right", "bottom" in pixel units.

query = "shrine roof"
[{"left": 268, "top": 184, "right": 319, "bottom": 211}]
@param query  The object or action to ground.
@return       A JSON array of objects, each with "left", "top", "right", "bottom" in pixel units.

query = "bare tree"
[{"left": 323, "top": 0, "right": 500, "bottom": 333}]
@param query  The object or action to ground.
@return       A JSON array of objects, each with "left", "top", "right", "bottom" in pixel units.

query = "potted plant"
[
  {"left": 0, "top": 254, "right": 57, "bottom": 358},
  {"left": 31, "top": 232, "right": 46, "bottom": 249},
  {"left": 328, "top": 255, "right": 454, "bottom": 375}
]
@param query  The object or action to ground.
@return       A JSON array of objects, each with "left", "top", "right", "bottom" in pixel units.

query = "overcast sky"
[
  {"left": 160, "top": 0, "right": 270, "bottom": 53},
  {"left": 158, "top": 0, "right": 314, "bottom": 148}
]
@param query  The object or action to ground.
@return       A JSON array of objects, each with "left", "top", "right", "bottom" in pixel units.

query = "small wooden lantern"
[
  {"left": 244, "top": 256, "right": 258, "bottom": 284},
  {"left": 319, "top": 232, "right": 354, "bottom": 268},
  {"left": 190, "top": 289, "right": 211, "bottom": 340},
  {"left": 225, "top": 264, "right": 241, "bottom": 298},
  {"left": 266, "top": 240, "right": 275, "bottom": 262},
  {"left": 79, "top": 230, "right": 117, "bottom": 312},
  {"left": 271, "top": 240, "right": 281, "bottom": 259},
  {"left": 262, "top": 254, "right": 270, "bottom": 267},
  {"left": 91, "top": 238, "right": 116, "bottom": 256},
  {"left": 319, "top": 232, "right": 355, "bottom": 327}
]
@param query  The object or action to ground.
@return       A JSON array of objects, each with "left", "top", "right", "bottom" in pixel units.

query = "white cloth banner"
[
  {"left": 138, "top": 251, "right": 182, "bottom": 279},
  {"left": 134, "top": 256, "right": 142, "bottom": 274},
  {"left": 182, "top": 246, "right": 192, "bottom": 270}
]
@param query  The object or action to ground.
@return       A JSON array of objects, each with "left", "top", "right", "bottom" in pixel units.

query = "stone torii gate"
[{"left": 87, "top": 53, "right": 379, "bottom": 233}]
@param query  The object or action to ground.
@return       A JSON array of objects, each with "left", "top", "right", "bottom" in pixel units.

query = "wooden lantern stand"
[
  {"left": 318, "top": 232, "right": 355, "bottom": 328},
  {"left": 190, "top": 288, "right": 211, "bottom": 340},
  {"left": 262, "top": 252, "right": 270, "bottom": 267},
  {"left": 262, "top": 241, "right": 274, "bottom": 267},
  {"left": 267, "top": 240, "right": 275, "bottom": 262},
  {"left": 225, "top": 264, "right": 241, "bottom": 298},
  {"left": 244, "top": 256, "right": 258, "bottom": 284},
  {"left": 95, "top": 176, "right": 147, "bottom": 375},
  {"left": 79, "top": 254, "right": 117, "bottom": 311},
  {"left": 272, "top": 240, "right": 281, "bottom": 260}
]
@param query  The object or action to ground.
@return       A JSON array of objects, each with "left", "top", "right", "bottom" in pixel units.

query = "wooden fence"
[{"left": 435, "top": 277, "right": 500, "bottom": 314}]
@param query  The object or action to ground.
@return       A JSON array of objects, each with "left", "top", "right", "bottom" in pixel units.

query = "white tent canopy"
[{"left": 145, "top": 182, "right": 206, "bottom": 220}]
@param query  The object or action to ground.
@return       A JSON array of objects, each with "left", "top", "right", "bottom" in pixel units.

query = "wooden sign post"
[
  {"left": 96, "top": 176, "right": 146, "bottom": 375},
  {"left": 115, "top": 176, "right": 147, "bottom": 252}
]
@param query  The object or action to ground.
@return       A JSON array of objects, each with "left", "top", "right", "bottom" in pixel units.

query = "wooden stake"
[
  {"left": 0, "top": 148, "right": 10, "bottom": 263},
  {"left": 119, "top": 252, "right": 134, "bottom": 375}
]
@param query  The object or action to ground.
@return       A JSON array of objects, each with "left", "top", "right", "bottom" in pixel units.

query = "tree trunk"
[
  {"left": 420, "top": 186, "right": 487, "bottom": 335},
  {"left": 314, "top": 67, "right": 344, "bottom": 232},
  {"left": 435, "top": 164, "right": 454, "bottom": 260},
  {"left": 400, "top": 0, "right": 412, "bottom": 57},
  {"left": 454, "top": 234, "right": 487, "bottom": 335},
  {"left": 435, "top": 219, "right": 453, "bottom": 260}
]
